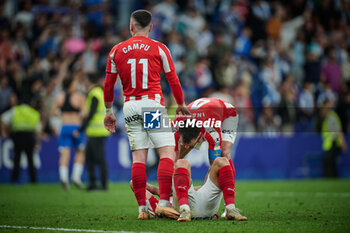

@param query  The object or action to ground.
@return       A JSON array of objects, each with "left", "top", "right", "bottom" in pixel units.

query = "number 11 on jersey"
[{"left": 127, "top": 58, "right": 148, "bottom": 89}]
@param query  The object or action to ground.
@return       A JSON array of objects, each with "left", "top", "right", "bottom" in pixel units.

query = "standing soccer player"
[{"left": 103, "top": 10, "right": 190, "bottom": 219}]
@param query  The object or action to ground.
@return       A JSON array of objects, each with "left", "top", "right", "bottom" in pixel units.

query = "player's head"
[
  {"left": 178, "top": 119, "right": 201, "bottom": 149},
  {"left": 130, "top": 10, "right": 153, "bottom": 36}
]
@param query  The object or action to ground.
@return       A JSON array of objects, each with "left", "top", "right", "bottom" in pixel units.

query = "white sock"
[
  {"left": 180, "top": 204, "right": 190, "bottom": 211},
  {"left": 139, "top": 205, "right": 148, "bottom": 213},
  {"left": 72, "top": 163, "right": 83, "bottom": 182},
  {"left": 226, "top": 204, "right": 236, "bottom": 209},
  {"left": 59, "top": 166, "right": 68, "bottom": 183},
  {"left": 158, "top": 200, "right": 170, "bottom": 207}
]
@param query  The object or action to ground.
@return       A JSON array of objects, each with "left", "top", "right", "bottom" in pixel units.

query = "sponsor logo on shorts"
[
  {"left": 222, "top": 129, "right": 234, "bottom": 134},
  {"left": 125, "top": 115, "right": 142, "bottom": 124}
]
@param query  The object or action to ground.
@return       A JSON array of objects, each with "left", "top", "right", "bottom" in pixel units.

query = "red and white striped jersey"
[
  {"left": 104, "top": 36, "right": 184, "bottom": 106},
  {"left": 174, "top": 98, "right": 237, "bottom": 153},
  {"left": 187, "top": 98, "right": 237, "bottom": 123}
]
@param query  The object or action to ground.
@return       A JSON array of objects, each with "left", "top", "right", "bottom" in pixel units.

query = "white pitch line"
[
  {"left": 0, "top": 225, "right": 154, "bottom": 233},
  {"left": 244, "top": 191, "right": 350, "bottom": 198}
]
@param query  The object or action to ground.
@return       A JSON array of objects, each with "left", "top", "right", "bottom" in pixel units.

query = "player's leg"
[
  {"left": 72, "top": 130, "right": 85, "bottom": 188},
  {"left": 129, "top": 180, "right": 160, "bottom": 217},
  {"left": 58, "top": 125, "right": 72, "bottom": 189},
  {"left": 97, "top": 137, "right": 108, "bottom": 190},
  {"left": 11, "top": 133, "right": 22, "bottom": 183},
  {"left": 152, "top": 146, "right": 182, "bottom": 219},
  {"left": 222, "top": 140, "right": 236, "bottom": 177},
  {"left": 85, "top": 138, "right": 96, "bottom": 190},
  {"left": 59, "top": 147, "right": 70, "bottom": 189},
  {"left": 72, "top": 148, "right": 84, "bottom": 188},
  {"left": 147, "top": 101, "right": 176, "bottom": 208},
  {"left": 221, "top": 115, "right": 238, "bottom": 178},
  {"left": 24, "top": 135, "right": 36, "bottom": 183},
  {"left": 132, "top": 148, "right": 149, "bottom": 219},
  {"left": 155, "top": 146, "right": 175, "bottom": 207},
  {"left": 209, "top": 157, "right": 247, "bottom": 221},
  {"left": 221, "top": 116, "right": 238, "bottom": 208},
  {"left": 123, "top": 100, "right": 152, "bottom": 219},
  {"left": 174, "top": 159, "right": 192, "bottom": 221}
]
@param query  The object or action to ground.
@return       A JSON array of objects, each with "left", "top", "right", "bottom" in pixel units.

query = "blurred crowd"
[{"left": 1, "top": 0, "right": 350, "bottom": 136}]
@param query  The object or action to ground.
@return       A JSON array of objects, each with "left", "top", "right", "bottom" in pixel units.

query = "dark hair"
[
  {"left": 178, "top": 119, "right": 201, "bottom": 144},
  {"left": 62, "top": 76, "right": 73, "bottom": 91},
  {"left": 131, "top": 10, "right": 152, "bottom": 28}
]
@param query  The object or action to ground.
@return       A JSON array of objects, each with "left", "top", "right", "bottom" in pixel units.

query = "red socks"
[
  {"left": 229, "top": 159, "right": 236, "bottom": 180},
  {"left": 148, "top": 195, "right": 159, "bottom": 213},
  {"left": 132, "top": 163, "right": 146, "bottom": 206},
  {"left": 218, "top": 165, "right": 235, "bottom": 206},
  {"left": 157, "top": 158, "right": 174, "bottom": 201},
  {"left": 174, "top": 167, "right": 190, "bottom": 206}
]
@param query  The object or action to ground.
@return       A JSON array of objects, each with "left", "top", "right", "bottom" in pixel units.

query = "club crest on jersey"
[{"left": 143, "top": 110, "right": 161, "bottom": 129}]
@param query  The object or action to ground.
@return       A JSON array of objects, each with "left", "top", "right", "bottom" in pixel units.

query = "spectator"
[
  {"left": 266, "top": 3, "right": 283, "bottom": 40},
  {"left": 235, "top": 27, "right": 252, "bottom": 58},
  {"left": 321, "top": 46, "right": 342, "bottom": 94},
  {"left": 317, "top": 82, "right": 337, "bottom": 108},
  {"left": 0, "top": 74, "right": 17, "bottom": 114},
  {"left": 304, "top": 42, "right": 322, "bottom": 87},
  {"left": 260, "top": 56, "right": 281, "bottom": 105},
  {"left": 168, "top": 31, "right": 186, "bottom": 63},
  {"left": 194, "top": 57, "right": 214, "bottom": 94},
  {"left": 342, "top": 47, "right": 350, "bottom": 87},
  {"left": 279, "top": 74, "right": 298, "bottom": 133},
  {"left": 257, "top": 103, "right": 281, "bottom": 136},
  {"left": 152, "top": 0, "right": 178, "bottom": 34},
  {"left": 209, "top": 87, "right": 234, "bottom": 104},
  {"left": 207, "top": 31, "right": 231, "bottom": 86},
  {"left": 232, "top": 80, "right": 255, "bottom": 133},
  {"left": 177, "top": 4, "right": 205, "bottom": 40},
  {"left": 297, "top": 82, "right": 315, "bottom": 132}
]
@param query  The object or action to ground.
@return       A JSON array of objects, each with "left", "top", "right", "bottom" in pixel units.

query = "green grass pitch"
[{"left": 1, "top": 180, "right": 350, "bottom": 233}]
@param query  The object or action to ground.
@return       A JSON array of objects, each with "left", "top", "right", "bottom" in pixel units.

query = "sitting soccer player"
[
  {"left": 173, "top": 98, "right": 241, "bottom": 217},
  {"left": 130, "top": 157, "right": 247, "bottom": 221}
]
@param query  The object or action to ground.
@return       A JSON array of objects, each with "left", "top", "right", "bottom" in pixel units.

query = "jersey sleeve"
[
  {"left": 104, "top": 46, "right": 118, "bottom": 102},
  {"left": 158, "top": 43, "right": 184, "bottom": 105},
  {"left": 204, "top": 128, "right": 222, "bottom": 161}
]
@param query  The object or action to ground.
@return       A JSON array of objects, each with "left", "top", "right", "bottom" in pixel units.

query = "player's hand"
[
  {"left": 104, "top": 113, "right": 117, "bottom": 133},
  {"left": 176, "top": 104, "right": 191, "bottom": 115}
]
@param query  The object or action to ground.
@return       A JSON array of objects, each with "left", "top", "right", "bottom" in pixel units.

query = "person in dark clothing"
[
  {"left": 1, "top": 99, "right": 41, "bottom": 184},
  {"left": 320, "top": 98, "right": 347, "bottom": 178},
  {"left": 77, "top": 74, "right": 110, "bottom": 191}
]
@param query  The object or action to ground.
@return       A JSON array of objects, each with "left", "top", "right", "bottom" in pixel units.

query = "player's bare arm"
[
  {"left": 104, "top": 101, "right": 117, "bottom": 133},
  {"left": 50, "top": 92, "right": 64, "bottom": 117}
]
